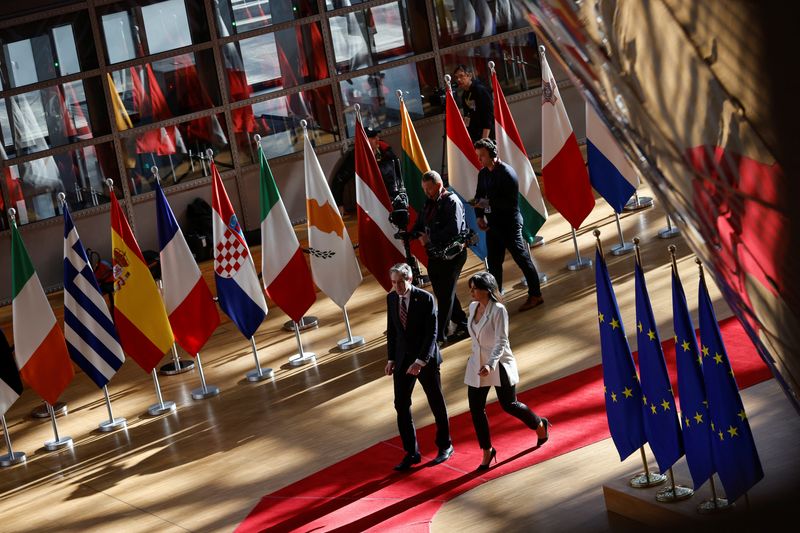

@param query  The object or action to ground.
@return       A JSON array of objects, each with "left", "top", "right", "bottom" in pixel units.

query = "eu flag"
[
  {"left": 672, "top": 269, "right": 714, "bottom": 489},
  {"left": 595, "top": 249, "right": 646, "bottom": 460},
  {"left": 698, "top": 274, "right": 763, "bottom": 502},
  {"left": 635, "top": 262, "right": 684, "bottom": 473}
]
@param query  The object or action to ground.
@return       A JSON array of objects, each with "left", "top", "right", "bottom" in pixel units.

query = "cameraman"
[{"left": 411, "top": 171, "right": 469, "bottom": 345}]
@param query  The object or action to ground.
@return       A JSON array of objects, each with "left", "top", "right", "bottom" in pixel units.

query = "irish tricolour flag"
[{"left": 11, "top": 220, "right": 74, "bottom": 405}]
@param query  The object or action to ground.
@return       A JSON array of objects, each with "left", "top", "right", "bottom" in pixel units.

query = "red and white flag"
[
  {"left": 355, "top": 120, "right": 405, "bottom": 291},
  {"left": 540, "top": 48, "right": 595, "bottom": 229}
]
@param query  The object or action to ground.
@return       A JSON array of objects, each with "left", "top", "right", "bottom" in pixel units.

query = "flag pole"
[
  {"left": 98, "top": 385, "right": 127, "bottom": 432},
  {"left": 147, "top": 369, "right": 176, "bottom": 415},
  {"left": 567, "top": 228, "right": 592, "bottom": 270},
  {"left": 337, "top": 305, "right": 365, "bottom": 350},
  {"left": 658, "top": 214, "right": 680, "bottom": 239},
  {"left": 246, "top": 337, "right": 274, "bottom": 381},
  {"left": 44, "top": 402, "right": 73, "bottom": 450},
  {"left": 191, "top": 352, "right": 220, "bottom": 400},
  {"left": 623, "top": 190, "right": 654, "bottom": 211},
  {"left": 289, "top": 322, "right": 316, "bottom": 366},
  {"left": 698, "top": 475, "right": 731, "bottom": 513},
  {"left": 0, "top": 416, "right": 26, "bottom": 466},
  {"left": 610, "top": 211, "right": 634, "bottom": 255},
  {"left": 656, "top": 466, "right": 694, "bottom": 502}
]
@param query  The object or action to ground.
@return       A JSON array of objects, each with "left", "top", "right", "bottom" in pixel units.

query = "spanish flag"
[
  {"left": 399, "top": 99, "right": 429, "bottom": 266},
  {"left": 110, "top": 193, "right": 174, "bottom": 373}
]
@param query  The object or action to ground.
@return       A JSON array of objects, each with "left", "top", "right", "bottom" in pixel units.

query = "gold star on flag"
[
  {"left": 727, "top": 425, "right": 739, "bottom": 438},
  {"left": 611, "top": 392, "right": 618, "bottom": 402},
  {"left": 738, "top": 409, "right": 747, "bottom": 421},
  {"left": 610, "top": 318, "right": 620, "bottom": 330},
  {"left": 661, "top": 399, "right": 671, "bottom": 411},
  {"left": 697, "top": 354, "right": 703, "bottom": 365},
  {"left": 684, "top": 416, "right": 690, "bottom": 426},
  {"left": 718, "top": 431, "right": 724, "bottom": 441},
  {"left": 598, "top": 312, "right": 605, "bottom": 323},
  {"left": 637, "top": 321, "right": 643, "bottom": 332},
  {"left": 714, "top": 353, "right": 723, "bottom": 364},
  {"left": 623, "top": 387, "right": 633, "bottom": 398},
  {"left": 694, "top": 412, "right": 704, "bottom": 424},
  {"left": 647, "top": 329, "right": 656, "bottom": 341},
  {"left": 650, "top": 404, "right": 657, "bottom": 414},
  {"left": 642, "top": 395, "right": 647, "bottom": 405},
  {"left": 701, "top": 345, "right": 709, "bottom": 357},
  {"left": 681, "top": 340, "right": 690, "bottom": 352},
  {"left": 673, "top": 335, "right": 678, "bottom": 343},
  {"left": 604, "top": 385, "right": 607, "bottom": 394}
]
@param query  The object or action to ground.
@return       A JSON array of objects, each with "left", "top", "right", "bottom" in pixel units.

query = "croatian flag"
[
  {"left": 211, "top": 161, "right": 268, "bottom": 339},
  {"left": 63, "top": 204, "right": 125, "bottom": 389},
  {"left": 586, "top": 103, "right": 639, "bottom": 213},
  {"left": 155, "top": 183, "right": 220, "bottom": 354}
]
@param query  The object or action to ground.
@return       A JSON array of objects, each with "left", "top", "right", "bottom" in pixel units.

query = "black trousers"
[
  {"left": 393, "top": 362, "right": 452, "bottom": 454},
  {"left": 426, "top": 249, "right": 468, "bottom": 342},
  {"left": 486, "top": 220, "right": 541, "bottom": 297},
  {"left": 467, "top": 365, "right": 541, "bottom": 450}
]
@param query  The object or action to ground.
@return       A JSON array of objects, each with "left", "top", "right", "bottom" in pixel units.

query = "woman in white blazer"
[{"left": 464, "top": 272, "right": 550, "bottom": 470}]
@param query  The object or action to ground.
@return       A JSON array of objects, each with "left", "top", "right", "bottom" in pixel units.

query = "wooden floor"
[{"left": 0, "top": 185, "right": 790, "bottom": 532}]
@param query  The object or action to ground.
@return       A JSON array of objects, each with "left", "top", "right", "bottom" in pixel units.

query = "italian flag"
[
  {"left": 399, "top": 98, "right": 429, "bottom": 266},
  {"left": 259, "top": 144, "right": 316, "bottom": 322},
  {"left": 11, "top": 222, "right": 74, "bottom": 406}
]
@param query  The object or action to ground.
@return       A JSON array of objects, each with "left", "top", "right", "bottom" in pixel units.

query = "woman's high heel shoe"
[
  {"left": 537, "top": 418, "right": 551, "bottom": 447},
  {"left": 476, "top": 447, "right": 497, "bottom": 471}
]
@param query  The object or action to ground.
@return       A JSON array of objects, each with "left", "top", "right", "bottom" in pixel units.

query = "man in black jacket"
[
  {"left": 385, "top": 263, "right": 454, "bottom": 470},
  {"left": 454, "top": 65, "right": 494, "bottom": 142}
]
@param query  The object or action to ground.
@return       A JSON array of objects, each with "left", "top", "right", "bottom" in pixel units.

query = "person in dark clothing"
[
  {"left": 366, "top": 127, "right": 401, "bottom": 200},
  {"left": 411, "top": 171, "right": 469, "bottom": 345},
  {"left": 472, "top": 138, "right": 544, "bottom": 312},
  {"left": 454, "top": 65, "right": 494, "bottom": 143}
]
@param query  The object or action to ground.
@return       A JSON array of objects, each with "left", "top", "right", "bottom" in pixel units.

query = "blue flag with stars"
[
  {"left": 698, "top": 274, "right": 763, "bottom": 502},
  {"left": 634, "top": 262, "right": 683, "bottom": 473},
  {"left": 595, "top": 249, "right": 646, "bottom": 460},
  {"left": 672, "top": 269, "right": 714, "bottom": 489}
]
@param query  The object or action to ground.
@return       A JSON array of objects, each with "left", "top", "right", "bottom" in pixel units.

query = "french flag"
[
  {"left": 211, "top": 161, "right": 268, "bottom": 339},
  {"left": 155, "top": 182, "right": 220, "bottom": 355},
  {"left": 586, "top": 103, "right": 639, "bottom": 213}
]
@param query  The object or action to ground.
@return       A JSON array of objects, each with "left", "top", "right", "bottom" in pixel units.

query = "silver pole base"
[
  {"left": 611, "top": 242, "right": 635, "bottom": 255},
  {"left": 0, "top": 451, "right": 26, "bottom": 466},
  {"left": 658, "top": 227, "right": 681, "bottom": 239},
  {"left": 531, "top": 235, "right": 545, "bottom": 247},
  {"left": 289, "top": 352, "right": 317, "bottom": 366},
  {"left": 697, "top": 497, "right": 733, "bottom": 514},
  {"left": 32, "top": 402, "right": 67, "bottom": 418},
  {"left": 159, "top": 359, "right": 195, "bottom": 375},
  {"left": 566, "top": 257, "right": 593, "bottom": 271},
  {"left": 623, "top": 196, "right": 654, "bottom": 211},
  {"left": 629, "top": 470, "right": 667, "bottom": 488},
  {"left": 656, "top": 484, "right": 694, "bottom": 502},
  {"left": 191, "top": 385, "right": 220, "bottom": 400},
  {"left": 246, "top": 367, "right": 274, "bottom": 382},
  {"left": 282, "top": 316, "right": 319, "bottom": 332},
  {"left": 147, "top": 401, "right": 177, "bottom": 416},
  {"left": 44, "top": 436, "right": 73, "bottom": 451},
  {"left": 98, "top": 417, "right": 127, "bottom": 432},
  {"left": 338, "top": 336, "right": 366, "bottom": 350}
]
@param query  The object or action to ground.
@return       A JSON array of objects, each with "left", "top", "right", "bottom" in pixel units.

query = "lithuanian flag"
[
  {"left": 110, "top": 193, "right": 174, "bottom": 373},
  {"left": 399, "top": 99, "right": 429, "bottom": 266}
]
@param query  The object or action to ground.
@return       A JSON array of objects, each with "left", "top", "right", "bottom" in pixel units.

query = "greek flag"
[{"left": 63, "top": 204, "right": 125, "bottom": 388}]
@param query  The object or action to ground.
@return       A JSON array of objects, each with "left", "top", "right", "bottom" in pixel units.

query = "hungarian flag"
[
  {"left": 1, "top": 329, "right": 23, "bottom": 416},
  {"left": 355, "top": 119, "right": 405, "bottom": 292},
  {"left": 492, "top": 68, "right": 548, "bottom": 240},
  {"left": 11, "top": 222, "right": 74, "bottom": 405},
  {"left": 540, "top": 49, "right": 595, "bottom": 229},
  {"left": 110, "top": 193, "right": 174, "bottom": 373},
  {"left": 155, "top": 182, "right": 220, "bottom": 355},
  {"left": 304, "top": 129, "right": 362, "bottom": 308},
  {"left": 445, "top": 86, "right": 488, "bottom": 260},
  {"left": 212, "top": 161, "right": 268, "bottom": 339},
  {"left": 586, "top": 103, "right": 638, "bottom": 213},
  {"left": 258, "top": 145, "right": 315, "bottom": 323},
  {"left": 398, "top": 99, "right": 430, "bottom": 267}
]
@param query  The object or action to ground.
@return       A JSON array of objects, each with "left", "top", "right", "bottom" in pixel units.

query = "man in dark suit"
[{"left": 385, "top": 263, "right": 454, "bottom": 470}]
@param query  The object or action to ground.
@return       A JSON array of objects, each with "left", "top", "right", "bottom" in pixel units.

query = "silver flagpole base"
[
  {"left": 623, "top": 196, "right": 654, "bottom": 211},
  {"left": 531, "top": 235, "right": 545, "bottom": 247},
  {"left": 288, "top": 352, "right": 317, "bottom": 366},
  {"left": 697, "top": 497, "right": 732, "bottom": 514},
  {"left": 191, "top": 385, "right": 220, "bottom": 400},
  {"left": 656, "top": 484, "right": 694, "bottom": 502},
  {"left": 147, "top": 401, "right": 176, "bottom": 416},
  {"left": 246, "top": 367, "right": 274, "bottom": 382},
  {"left": 629, "top": 470, "right": 667, "bottom": 488},
  {"left": 159, "top": 359, "right": 195, "bottom": 375},
  {"left": 611, "top": 242, "right": 635, "bottom": 256},
  {"left": 566, "top": 257, "right": 592, "bottom": 271},
  {"left": 658, "top": 226, "right": 681, "bottom": 239},
  {"left": 338, "top": 336, "right": 365, "bottom": 350},
  {"left": 283, "top": 316, "right": 319, "bottom": 332},
  {"left": 0, "top": 451, "right": 26, "bottom": 467},
  {"left": 98, "top": 417, "right": 127, "bottom": 432},
  {"left": 44, "top": 436, "right": 73, "bottom": 451},
  {"left": 32, "top": 402, "right": 67, "bottom": 418}
]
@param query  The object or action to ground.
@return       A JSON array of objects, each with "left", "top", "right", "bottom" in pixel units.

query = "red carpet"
[{"left": 236, "top": 318, "right": 770, "bottom": 532}]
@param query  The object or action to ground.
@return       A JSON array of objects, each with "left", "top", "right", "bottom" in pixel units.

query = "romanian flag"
[
  {"left": 110, "top": 193, "right": 174, "bottom": 373},
  {"left": 11, "top": 221, "right": 74, "bottom": 406},
  {"left": 398, "top": 99, "right": 430, "bottom": 267}
]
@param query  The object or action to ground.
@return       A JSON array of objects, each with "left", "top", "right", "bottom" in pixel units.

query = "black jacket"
[{"left": 386, "top": 286, "right": 441, "bottom": 370}]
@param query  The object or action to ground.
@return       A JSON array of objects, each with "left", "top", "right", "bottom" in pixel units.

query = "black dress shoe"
[
  {"left": 394, "top": 453, "right": 422, "bottom": 471},
  {"left": 431, "top": 445, "right": 454, "bottom": 465},
  {"left": 537, "top": 418, "right": 551, "bottom": 447}
]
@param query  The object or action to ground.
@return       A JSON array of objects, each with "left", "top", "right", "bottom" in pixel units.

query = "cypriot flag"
[{"left": 303, "top": 127, "right": 362, "bottom": 308}]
